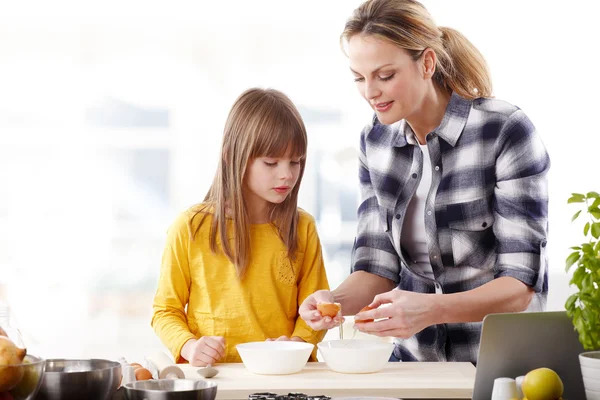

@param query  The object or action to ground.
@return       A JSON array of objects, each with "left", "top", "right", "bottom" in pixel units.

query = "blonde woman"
[
  {"left": 152, "top": 88, "right": 329, "bottom": 365},
  {"left": 300, "top": 0, "right": 549, "bottom": 364}
]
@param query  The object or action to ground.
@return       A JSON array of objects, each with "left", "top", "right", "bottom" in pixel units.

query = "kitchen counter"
[{"left": 178, "top": 362, "right": 476, "bottom": 399}]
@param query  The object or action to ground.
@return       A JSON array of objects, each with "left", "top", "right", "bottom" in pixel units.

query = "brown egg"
[
  {"left": 130, "top": 363, "right": 143, "bottom": 370},
  {"left": 317, "top": 302, "right": 341, "bottom": 318},
  {"left": 134, "top": 367, "right": 153, "bottom": 381},
  {"left": 355, "top": 305, "right": 375, "bottom": 323}
]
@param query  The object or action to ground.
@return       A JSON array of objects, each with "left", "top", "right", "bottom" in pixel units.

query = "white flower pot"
[{"left": 580, "top": 351, "right": 600, "bottom": 400}]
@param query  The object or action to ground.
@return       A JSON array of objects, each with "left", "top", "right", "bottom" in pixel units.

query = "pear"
[{"left": 0, "top": 335, "right": 27, "bottom": 392}]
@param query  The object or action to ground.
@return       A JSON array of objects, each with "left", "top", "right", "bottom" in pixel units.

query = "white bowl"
[
  {"left": 236, "top": 341, "right": 314, "bottom": 375},
  {"left": 317, "top": 340, "right": 394, "bottom": 374}
]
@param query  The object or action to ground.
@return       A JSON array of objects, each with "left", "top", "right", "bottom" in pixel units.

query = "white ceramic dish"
[
  {"left": 236, "top": 341, "right": 314, "bottom": 375},
  {"left": 317, "top": 339, "right": 394, "bottom": 374}
]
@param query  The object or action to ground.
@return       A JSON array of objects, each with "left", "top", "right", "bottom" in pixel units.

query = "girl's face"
[
  {"left": 244, "top": 151, "right": 303, "bottom": 214},
  {"left": 348, "top": 34, "right": 428, "bottom": 125}
]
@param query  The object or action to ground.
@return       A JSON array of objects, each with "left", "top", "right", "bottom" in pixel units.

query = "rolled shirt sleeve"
[
  {"left": 351, "top": 122, "right": 401, "bottom": 283},
  {"left": 492, "top": 110, "right": 550, "bottom": 292}
]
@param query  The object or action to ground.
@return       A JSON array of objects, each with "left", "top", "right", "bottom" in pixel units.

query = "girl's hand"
[
  {"left": 265, "top": 336, "right": 305, "bottom": 342},
  {"left": 299, "top": 290, "right": 345, "bottom": 330},
  {"left": 181, "top": 336, "right": 226, "bottom": 367},
  {"left": 354, "top": 289, "right": 438, "bottom": 339}
]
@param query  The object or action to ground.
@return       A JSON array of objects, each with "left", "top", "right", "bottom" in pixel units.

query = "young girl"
[{"left": 151, "top": 88, "right": 329, "bottom": 366}]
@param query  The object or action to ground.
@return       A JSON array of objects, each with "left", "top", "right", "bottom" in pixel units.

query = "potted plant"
[{"left": 565, "top": 191, "right": 600, "bottom": 394}]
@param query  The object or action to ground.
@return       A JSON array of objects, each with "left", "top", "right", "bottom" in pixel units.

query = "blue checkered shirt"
[{"left": 351, "top": 93, "right": 550, "bottom": 363}]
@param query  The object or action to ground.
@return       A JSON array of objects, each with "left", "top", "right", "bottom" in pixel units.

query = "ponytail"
[{"left": 437, "top": 27, "right": 492, "bottom": 99}]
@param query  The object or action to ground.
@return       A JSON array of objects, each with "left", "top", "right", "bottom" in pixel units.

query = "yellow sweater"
[{"left": 151, "top": 207, "right": 329, "bottom": 363}]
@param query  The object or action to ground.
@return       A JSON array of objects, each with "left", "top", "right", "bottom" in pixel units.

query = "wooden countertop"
[{"left": 179, "top": 362, "right": 476, "bottom": 399}]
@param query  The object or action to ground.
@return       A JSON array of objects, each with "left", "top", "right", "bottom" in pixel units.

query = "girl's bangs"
[{"left": 252, "top": 108, "right": 307, "bottom": 160}]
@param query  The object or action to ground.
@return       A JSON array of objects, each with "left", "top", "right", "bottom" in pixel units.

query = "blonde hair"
[
  {"left": 192, "top": 88, "right": 307, "bottom": 277},
  {"left": 342, "top": 0, "right": 492, "bottom": 99}
]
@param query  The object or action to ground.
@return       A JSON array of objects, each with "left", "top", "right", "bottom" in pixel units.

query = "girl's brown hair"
[
  {"left": 192, "top": 88, "right": 307, "bottom": 277},
  {"left": 342, "top": 0, "right": 492, "bottom": 99}
]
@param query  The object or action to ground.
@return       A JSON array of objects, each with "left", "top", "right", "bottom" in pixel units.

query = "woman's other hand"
[{"left": 354, "top": 289, "right": 438, "bottom": 338}]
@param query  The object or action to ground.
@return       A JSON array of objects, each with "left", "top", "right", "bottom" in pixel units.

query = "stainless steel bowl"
[
  {"left": 35, "top": 359, "right": 121, "bottom": 400},
  {"left": 2, "top": 354, "right": 45, "bottom": 400},
  {"left": 124, "top": 379, "right": 218, "bottom": 400}
]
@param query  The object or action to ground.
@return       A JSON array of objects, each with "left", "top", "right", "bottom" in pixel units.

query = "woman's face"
[{"left": 348, "top": 34, "right": 428, "bottom": 125}]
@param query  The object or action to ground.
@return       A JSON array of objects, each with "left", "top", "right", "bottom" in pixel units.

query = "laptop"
[{"left": 472, "top": 311, "right": 585, "bottom": 400}]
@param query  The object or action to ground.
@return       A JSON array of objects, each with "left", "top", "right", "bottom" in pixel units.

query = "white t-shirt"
[{"left": 400, "top": 143, "right": 434, "bottom": 280}]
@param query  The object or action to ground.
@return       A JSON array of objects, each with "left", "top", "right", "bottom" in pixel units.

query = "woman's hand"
[
  {"left": 354, "top": 289, "right": 439, "bottom": 338},
  {"left": 181, "top": 336, "right": 226, "bottom": 366},
  {"left": 265, "top": 336, "right": 305, "bottom": 342},
  {"left": 299, "top": 290, "right": 344, "bottom": 330}
]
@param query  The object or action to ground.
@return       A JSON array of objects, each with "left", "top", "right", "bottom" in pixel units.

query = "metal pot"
[
  {"left": 123, "top": 379, "right": 217, "bottom": 400},
  {"left": 36, "top": 358, "right": 121, "bottom": 400}
]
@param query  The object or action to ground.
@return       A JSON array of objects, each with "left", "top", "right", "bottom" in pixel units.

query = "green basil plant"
[{"left": 565, "top": 192, "right": 600, "bottom": 351}]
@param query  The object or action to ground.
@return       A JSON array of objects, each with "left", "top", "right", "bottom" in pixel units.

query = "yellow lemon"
[{"left": 521, "top": 368, "right": 563, "bottom": 400}]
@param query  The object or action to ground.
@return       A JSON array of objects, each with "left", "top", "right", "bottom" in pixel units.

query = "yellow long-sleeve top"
[{"left": 151, "top": 207, "right": 329, "bottom": 363}]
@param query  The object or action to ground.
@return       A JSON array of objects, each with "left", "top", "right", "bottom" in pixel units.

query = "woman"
[{"left": 299, "top": 0, "right": 549, "bottom": 363}]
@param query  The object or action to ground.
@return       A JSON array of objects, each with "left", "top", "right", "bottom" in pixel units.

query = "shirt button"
[
  {"left": 395, "top": 213, "right": 401, "bottom": 219},
  {"left": 433, "top": 255, "right": 437, "bottom": 260},
  {"left": 541, "top": 240, "right": 547, "bottom": 247},
  {"left": 412, "top": 173, "right": 418, "bottom": 179},
  {"left": 427, "top": 210, "right": 432, "bottom": 216},
  {"left": 434, "top": 166, "right": 440, "bottom": 171}
]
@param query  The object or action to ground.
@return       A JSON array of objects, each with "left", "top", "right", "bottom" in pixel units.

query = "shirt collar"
[
  {"left": 389, "top": 92, "right": 472, "bottom": 148},
  {"left": 434, "top": 92, "right": 472, "bottom": 147}
]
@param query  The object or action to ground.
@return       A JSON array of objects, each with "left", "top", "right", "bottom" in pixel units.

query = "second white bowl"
[{"left": 318, "top": 340, "right": 394, "bottom": 374}]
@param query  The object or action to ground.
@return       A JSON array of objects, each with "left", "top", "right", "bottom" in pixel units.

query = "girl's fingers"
[{"left": 205, "top": 337, "right": 226, "bottom": 357}]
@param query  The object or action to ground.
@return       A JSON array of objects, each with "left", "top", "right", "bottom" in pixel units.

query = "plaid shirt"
[{"left": 351, "top": 93, "right": 550, "bottom": 363}]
